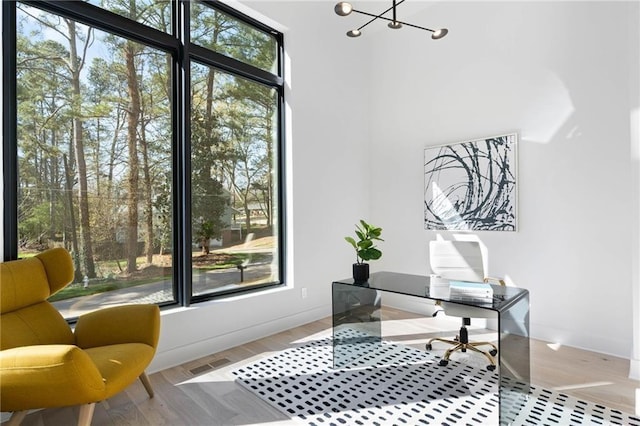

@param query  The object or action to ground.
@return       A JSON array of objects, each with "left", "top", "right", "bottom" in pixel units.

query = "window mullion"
[
  {"left": 20, "top": 0, "right": 180, "bottom": 53},
  {"left": 2, "top": 1, "right": 18, "bottom": 261},
  {"left": 174, "top": 0, "right": 192, "bottom": 306},
  {"left": 190, "top": 44, "right": 282, "bottom": 88}
]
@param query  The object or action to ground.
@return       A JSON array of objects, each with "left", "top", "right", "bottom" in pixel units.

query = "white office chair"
[{"left": 426, "top": 240, "right": 505, "bottom": 371}]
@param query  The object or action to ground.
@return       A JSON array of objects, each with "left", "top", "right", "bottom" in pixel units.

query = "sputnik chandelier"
[{"left": 334, "top": 0, "right": 448, "bottom": 40}]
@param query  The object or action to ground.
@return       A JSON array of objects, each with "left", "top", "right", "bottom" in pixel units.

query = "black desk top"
[{"left": 333, "top": 270, "right": 529, "bottom": 312}]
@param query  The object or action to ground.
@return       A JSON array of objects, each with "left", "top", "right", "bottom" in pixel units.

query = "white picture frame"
[{"left": 424, "top": 133, "right": 518, "bottom": 231}]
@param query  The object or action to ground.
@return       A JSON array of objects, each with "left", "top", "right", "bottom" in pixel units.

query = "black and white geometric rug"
[{"left": 232, "top": 337, "right": 640, "bottom": 426}]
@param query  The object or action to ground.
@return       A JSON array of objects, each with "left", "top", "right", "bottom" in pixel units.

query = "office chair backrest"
[{"left": 429, "top": 240, "right": 485, "bottom": 282}]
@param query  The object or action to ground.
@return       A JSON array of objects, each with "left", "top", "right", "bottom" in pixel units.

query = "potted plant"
[{"left": 345, "top": 220, "right": 383, "bottom": 282}]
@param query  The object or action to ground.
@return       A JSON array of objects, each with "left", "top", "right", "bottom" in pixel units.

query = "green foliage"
[
  {"left": 344, "top": 220, "right": 384, "bottom": 264},
  {"left": 191, "top": 107, "right": 228, "bottom": 245},
  {"left": 14, "top": 1, "right": 277, "bottom": 279},
  {"left": 197, "top": 221, "right": 216, "bottom": 241}
]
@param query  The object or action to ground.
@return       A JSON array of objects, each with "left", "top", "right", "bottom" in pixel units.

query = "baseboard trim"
[
  {"left": 532, "top": 322, "right": 629, "bottom": 360},
  {"left": 149, "top": 305, "right": 330, "bottom": 373}
]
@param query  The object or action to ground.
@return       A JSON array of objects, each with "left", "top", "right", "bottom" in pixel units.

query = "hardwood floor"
[{"left": 9, "top": 307, "right": 639, "bottom": 425}]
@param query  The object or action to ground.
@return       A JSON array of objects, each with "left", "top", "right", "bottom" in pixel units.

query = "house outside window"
[{"left": 3, "top": 0, "right": 285, "bottom": 318}]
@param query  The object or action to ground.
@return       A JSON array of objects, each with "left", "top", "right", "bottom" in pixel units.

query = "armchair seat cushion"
[
  {"left": 0, "top": 345, "right": 105, "bottom": 411},
  {"left": 84, "top": 343, "right": 156, "bottom": 398}
]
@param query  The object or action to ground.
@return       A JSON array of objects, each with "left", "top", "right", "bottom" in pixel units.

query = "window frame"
[{"left": 2, "top": 0, "right": 286, "bottom": 310}]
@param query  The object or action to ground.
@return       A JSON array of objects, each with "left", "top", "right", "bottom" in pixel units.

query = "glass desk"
[{"left": 332, "top": 271, "right": 530, "bottom": 425}]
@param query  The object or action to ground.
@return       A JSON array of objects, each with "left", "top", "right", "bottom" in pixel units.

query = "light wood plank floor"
[{"left": 8, "top": 307, "right": 639, "bottom": 425}]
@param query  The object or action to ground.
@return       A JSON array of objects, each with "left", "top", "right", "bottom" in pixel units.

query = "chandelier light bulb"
[
  {"left": 388, "top": 21, "right": 402, "bottom": 29},
  {"left": 334, "top": 2, "right": 353, "bottom": 16},
  {"left": 431, "top": 28, "right": 449, "bottom": 40},
  {"left": 347, "top": 29, "right": 361, "bottom": 37}
]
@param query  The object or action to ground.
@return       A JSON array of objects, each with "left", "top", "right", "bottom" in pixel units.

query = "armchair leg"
[
  {"left": 139, "top": 371, "right": 154, "bottom": 398},
  {"left": 77, "top": 403, "right": 95, "bottom": 426},
  {"left": 7, "top": 411, "right": 28, "bottom": 426}
]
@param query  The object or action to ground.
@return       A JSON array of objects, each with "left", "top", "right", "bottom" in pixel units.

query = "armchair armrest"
[
  {"left": 0, "top": 345, "right": 105, "bottom": 411},
  {"left": 74, "top": 304, "right": 160, "bottom": 349}
]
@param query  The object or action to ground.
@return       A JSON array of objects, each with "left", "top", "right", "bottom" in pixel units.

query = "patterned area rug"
[{"left": 232, "top": 337, "right": 640, "bottom": 426}]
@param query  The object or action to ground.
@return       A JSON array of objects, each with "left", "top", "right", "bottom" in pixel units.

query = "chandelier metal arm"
[
  {"left": 351, "top": 8, "right": 436, "bottom": 33},
  {"left": 334, "top": 1, "right": 448, "bottom": 39},
  {"left": 353, "top": 0, "right": 406, "bottom": 32}
]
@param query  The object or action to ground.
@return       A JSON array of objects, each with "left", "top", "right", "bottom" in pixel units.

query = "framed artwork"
[{"left": 424, "top": 133, "right": 518, "bottom": 231}]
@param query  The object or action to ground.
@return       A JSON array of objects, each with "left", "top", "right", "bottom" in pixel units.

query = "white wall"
[
  {"left": 367, "top": 1, "right": 640, "bottom": 362},
  {"left": 628, "top": 0, "right": 640, "bottom": 380}
]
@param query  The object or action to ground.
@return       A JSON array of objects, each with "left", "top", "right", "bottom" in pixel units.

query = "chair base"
[{"left": 426, "top": 324, "right": 498, "bottom": 371}]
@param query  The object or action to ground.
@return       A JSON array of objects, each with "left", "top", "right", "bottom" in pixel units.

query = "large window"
[{"left": 3, "top": 0, "right": 285, "bottom": 318}]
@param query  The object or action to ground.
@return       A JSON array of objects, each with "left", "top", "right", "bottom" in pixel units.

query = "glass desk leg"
[
  {"left": 498, "top": 292, "right": 531, "bottom": 424},
  {"left": 332, "top": 281, "right": 382, "bottom": 369}
]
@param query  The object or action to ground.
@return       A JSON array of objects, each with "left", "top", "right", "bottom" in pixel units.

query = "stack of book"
[{"left": 449, "top": 280, "right": 493, "bottom": 302}]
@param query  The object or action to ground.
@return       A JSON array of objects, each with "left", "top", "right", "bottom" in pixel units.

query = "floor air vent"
[{"left": 189, "top": 358, "right": 231, "bottom": 375}]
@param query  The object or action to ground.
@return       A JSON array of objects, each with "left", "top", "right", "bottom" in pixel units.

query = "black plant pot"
[{"left": 352, "top": 263, "right": 370, "bottom": 283}]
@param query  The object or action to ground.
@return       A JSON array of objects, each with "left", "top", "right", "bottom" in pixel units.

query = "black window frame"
[{"left": 2, "top": 0, "right": 286, "bottom": 309}]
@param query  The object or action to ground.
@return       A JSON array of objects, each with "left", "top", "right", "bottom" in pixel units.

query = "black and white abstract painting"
[{"left": 424, "top": 134, "right": 517, "bottom": 231}]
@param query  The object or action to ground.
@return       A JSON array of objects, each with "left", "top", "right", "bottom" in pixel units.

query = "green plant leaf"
[
  {"left": 344, "top": 236, "right": 357, "bottom": 249},
  {"left": 357, "top": 240, "right": 372, "bottom": 249},
  {"left": 369, "top": 248, "right": 382, "bottom": 259},
  {"left": 370, "top": 227, "right": 382, "bottom": 238},
  {"left": 359, "top": 247, "right": 382, "bottom": 261}
]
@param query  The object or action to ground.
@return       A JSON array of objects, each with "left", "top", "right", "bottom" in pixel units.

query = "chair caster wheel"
[
  {"left": 490, "top": 349, "right": 498, "bottom": 356},
  {"left": 438, "top": 359, "right": 449, "bottom": 367},
  {"left": 425, "top": 343, "right": 433, "bottom": 350},
  {"left": 487, "top": 364, "right": 496, "bottom": 371}
]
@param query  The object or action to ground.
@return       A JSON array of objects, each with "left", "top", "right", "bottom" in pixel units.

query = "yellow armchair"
[{"left": 0, "top": 248, "right": 160, "bottom": 426}]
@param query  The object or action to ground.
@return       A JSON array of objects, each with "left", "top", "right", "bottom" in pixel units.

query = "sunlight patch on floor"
[
  {"left": 292, "top": 329, "right": 331, "bottom": 344},
  {"left": 553, "top": 381, "right": 613, "bottom": 391},
  {"left": 547, "top": 342, "right": 562, "bottom": 351}
]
